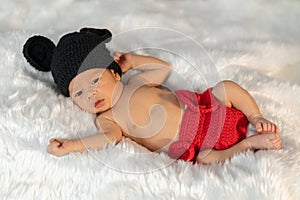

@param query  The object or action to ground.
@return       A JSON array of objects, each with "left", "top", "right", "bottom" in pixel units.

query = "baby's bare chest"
[{"left": 110, "top": 86, "right": 183, "bottom": 139}]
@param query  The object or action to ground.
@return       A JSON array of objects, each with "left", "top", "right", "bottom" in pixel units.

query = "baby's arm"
[
  {"left": 212, "top": 80, "right": 277, "bottom": 133},
  {"left": 47, "top": 116, "right": 122, "bottom": 156},
  {"left": 114, "top": 52, "right": 171, "bottom": 86}
]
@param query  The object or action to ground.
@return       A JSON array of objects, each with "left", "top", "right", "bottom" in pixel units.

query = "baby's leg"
[
  {"left": 247, "top": 114, "right": 277, "bottom": 133},
  {"left": 196, "top": 133, "right": 282, "bottom": 164},
  {"left": 212, "top": 80, "right": 277, "bottom": 133},
  {"left": 244, "top": 133, "right": 281, "bottom": 149}
]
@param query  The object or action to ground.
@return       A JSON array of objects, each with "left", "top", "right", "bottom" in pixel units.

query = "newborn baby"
[{"left": 23, "top": 28, "right": 281, "bottom": 164}]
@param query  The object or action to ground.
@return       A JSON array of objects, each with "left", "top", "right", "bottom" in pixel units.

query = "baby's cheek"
[
  {"left": 82, "top": 103, "right": 92, "bottom": 112},
  {"left": 74, "top": 100, "right": 86, "bottom": 111},
  {"left": 73, "top": 99, "right": 97, "bottom": 113}
]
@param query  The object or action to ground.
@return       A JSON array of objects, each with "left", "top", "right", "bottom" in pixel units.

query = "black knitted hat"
[{"left": 23, "top": 27, "right": 122, "bottom": 97}]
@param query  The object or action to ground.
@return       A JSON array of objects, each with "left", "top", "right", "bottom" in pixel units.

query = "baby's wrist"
[{"left": 69, "top": 139, "right": 85, "bottom": 153}]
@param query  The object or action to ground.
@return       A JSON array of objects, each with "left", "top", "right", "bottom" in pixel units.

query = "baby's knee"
[{"left": 212, "top": 81, "right": 233, "bottom": 107}]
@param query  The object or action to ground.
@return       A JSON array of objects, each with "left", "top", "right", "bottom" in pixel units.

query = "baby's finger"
[
  {"left": 49, "top": 138, "right": 56, "bottom": 143},
  {"left": 53, "top": 141, "right": 61, "bottom": 147},
  {"left": 114, "top": 52, "right": 121, "bottom": 58},
  {"left": 113, "top": 55, "right": 119, "bottom": 60}
]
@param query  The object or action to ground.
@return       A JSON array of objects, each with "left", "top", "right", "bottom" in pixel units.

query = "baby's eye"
[
  {"left": 75, "top": 91, "right": 83, "bottom": 97},
  {"left": 92, "top": 78, "right": 99, "bottom": 85}
]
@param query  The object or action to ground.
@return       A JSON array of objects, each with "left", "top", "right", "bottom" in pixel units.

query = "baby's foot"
[
  {"left": 244, "top": 133, "right": 282, "bottom": 150},
  {"left": 248, "top": 114, "right": 278, "bottom": 133}
]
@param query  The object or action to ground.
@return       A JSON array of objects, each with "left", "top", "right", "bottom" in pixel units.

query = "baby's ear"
[
  {"left": 109, "top": 69, "right": 121, "bottom": 80},
  {"left": 79, "top": 28, "right": 112, "bottom": 43}
]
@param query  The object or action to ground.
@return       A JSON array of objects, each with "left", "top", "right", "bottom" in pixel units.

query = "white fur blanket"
[{"left": 1, "top": 0, "right": 300, "bottom": 199}]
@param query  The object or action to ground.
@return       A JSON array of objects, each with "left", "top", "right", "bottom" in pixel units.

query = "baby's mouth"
[{"left": 94, "top": 99, "right": 105, "bottom": 108}]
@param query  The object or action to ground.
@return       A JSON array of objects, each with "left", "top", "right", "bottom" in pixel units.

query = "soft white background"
[{"left": 0, "top": 0, "right": 300, "bottom": 199}]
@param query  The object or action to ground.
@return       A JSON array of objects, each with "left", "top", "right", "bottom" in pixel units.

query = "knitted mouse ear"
[
  {"left": 23, "top": 35, "right": 56, "bottom": 72},
  {"left": 79, "top": 27, "right": 112, "bottom": 43}
]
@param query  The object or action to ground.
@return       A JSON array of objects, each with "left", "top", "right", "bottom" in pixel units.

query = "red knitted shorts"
[{"left": 168, "top": 88, "right": 249, "bottom": 162}]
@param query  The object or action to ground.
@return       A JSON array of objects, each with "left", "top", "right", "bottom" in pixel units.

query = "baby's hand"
[
  {"left": 113, "top": 52, "right": 134, "bottom": 74},
  {"left": 248, "top": 114, "right": 278, "bottom": 133},
  {"left": 47, "top": 138, "right": 74, "bottom": 157}
]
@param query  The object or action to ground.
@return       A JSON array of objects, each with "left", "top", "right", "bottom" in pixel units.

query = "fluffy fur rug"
[{"left": 1, "top": 0, "right": 300, "bottom": 199}]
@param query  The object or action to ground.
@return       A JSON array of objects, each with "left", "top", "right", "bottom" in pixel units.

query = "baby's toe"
[
  {"left": 274, "top": 140, "right": 282, "bottom": 149},
  {"left": 271, "top": 135, "right": 282, "bottom": 149},
  {"left": 273, "top": 124, "right": 278, "bottom": 133},
  {"left": 270, "top": 124, "right": 275, "bottom": 133},
  {"left": 261, "top": 122, "right": 275, "bottom": 133},
  {"left": 269, "top": 123, "right": 276, "bottom": 132},
  {"left": 274, "top": 133, "right": 281, "bottom": 141},
  {"left": 267, "top": 133, "right": 277, "bottom": 140},
  {"left": 262, "top": 122, "right": 270, "bottom": 132},
  {"left": 268, "top": 123, "right": 273, "bottom": 132},
  {"left": 256, "top": 123, "right": 263, "bottom": 132}
]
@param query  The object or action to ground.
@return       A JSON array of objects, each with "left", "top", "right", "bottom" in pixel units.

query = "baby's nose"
[{"left": 87, "top": 91, "right": 97, "bottom": 99}]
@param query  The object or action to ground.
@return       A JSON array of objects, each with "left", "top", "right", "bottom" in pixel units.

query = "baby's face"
[{"left": 68, "top": 68, "right": 121, "bottom": 114}]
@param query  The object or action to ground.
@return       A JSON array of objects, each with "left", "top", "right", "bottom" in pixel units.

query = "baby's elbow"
[
  {"left": 112, "top": 131, "right": 123, "bottom": 144},
  {"left": 115, "top": 132, "right": 123, "bottom": 143},
  {"left": 104, "top": 130, "right": 123, "bottom": 145}
]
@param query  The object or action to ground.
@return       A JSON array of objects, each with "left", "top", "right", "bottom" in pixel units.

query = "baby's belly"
[
  {"left": 122, "top": 102, "right": 184, "bottom": 152},
  {"left": 122, "top": 125, "right": 179, "bottom": 152},
  {"left": 110, "top": 85, "right": 185, "bottom": 152}
]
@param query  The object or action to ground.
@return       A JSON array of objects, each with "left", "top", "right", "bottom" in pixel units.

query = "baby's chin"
[
  {"left": 89, "top": 107, "right": 111, "bottom": 115},
  {"left": 79, "top": 101, "right": 113, "bottom": 114}
]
